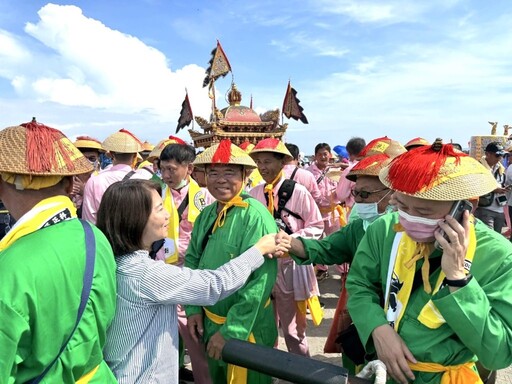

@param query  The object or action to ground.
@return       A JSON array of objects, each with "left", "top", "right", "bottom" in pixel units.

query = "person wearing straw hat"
[
  {"left": 344, "top": 140, "right": 512, "bottom": 384},
  {"left": 185, "top": 139, "right": 278, "bottom": 384},
  {"left": 249, "top": 138, "right": 324, "bottom": 357},
  {"left": 72, "top": 135, "right": 103, "bottom": 217},
  {"left": 239, "top": 140, "right": 263, "bottom": 190},
  {"left": 156, "top": 141, "right": 214, "bottom": 384},
  {"left": 283, "top": 143, "right": 321, "bottom": 201},
  {"left": 275, "top": 147, "right": 404, "bottom": 373},
  {"left": 0, "top": 120, "right": 117, "bottom": 383},
  {"left": 82, "top": 129, "right": 152, "bottom": 224}
]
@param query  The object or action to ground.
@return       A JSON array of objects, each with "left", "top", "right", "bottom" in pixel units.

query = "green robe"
[
  {"left": 185, "top": 196, "right": 278, "bottom": 384},
  {"left": 346, "top": 212, "right": 512, "bottom": 384},
  {"left": 292, "top": 218, "right": 365, "bottom": 266},
  {"left": 0, "top": 219, "right": 117, "bottom": 383}
]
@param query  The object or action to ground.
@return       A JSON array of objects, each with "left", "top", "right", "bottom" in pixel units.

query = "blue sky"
[{"left": 1, "top": 1, "right": 512, "bottom": 154}]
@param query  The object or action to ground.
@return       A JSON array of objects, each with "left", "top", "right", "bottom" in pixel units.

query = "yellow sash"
[
  {"left": 408, "top": 361, "right": 482, "bottom": 384},
  {"left": 212, "top": 187, "right": 249, "bottom": 233},
  {"left": 387, "top": 217, "right": 476, "bottom": 330},
  {"left": 204, "top": 299, "right": 271, "bottom": 384},
  {"left": 75, "top": 365, "right": 100, "bottom": 384},
  {"left": 0, "top": 195, "right": 77, "bottom": 251},
  {"left": 264, "top": 171, "right": 283, "bottom": 216},
  {"left": 163, "top": 179, "right": 205, "bottom": 264},
  {"left": 296, "top": 296, "right": 324, "bottom": 326}
]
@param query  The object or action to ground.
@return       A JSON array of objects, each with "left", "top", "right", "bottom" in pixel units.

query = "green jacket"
[
  {"left": 347, "top": 213, "right": 512, "bottom": 383},
  {"left": 0, "top": 219, "right": 117, "bottom": 383}
]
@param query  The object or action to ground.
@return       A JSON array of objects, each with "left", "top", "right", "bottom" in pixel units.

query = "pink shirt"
[
  {"left": 306, "top": 162, "right": 339, "bottom": 209},
  {"left": 164, "top": 183, "right": 214, "bottom": 266},
  {"left": 336, "top": 160, "right": 358, "bottom": 208},
  {"left": 283, "top": 164, "right": 321, "bottom": 201},
  {"left": 82, "top": 164, "right": 152, "bottom": 224},
  {"left": 250, "top": 177, "right": 323, "bottom": 298}
]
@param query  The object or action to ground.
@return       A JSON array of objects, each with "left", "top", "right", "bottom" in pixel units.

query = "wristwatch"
[{"left": 444, "top": 274, "right": 473, "bottom": 287}]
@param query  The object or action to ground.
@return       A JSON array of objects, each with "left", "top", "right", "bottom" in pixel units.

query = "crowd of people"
[{"left": 1, "top": 119, "right": 512, "bottom": 384}]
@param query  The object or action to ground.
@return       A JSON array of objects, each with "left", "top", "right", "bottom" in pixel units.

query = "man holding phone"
[
  {"left": 474, "top": 142, "right": 508, "bottom": 233},
  {"left": 346, "top": 140, "right": 512, "bottom": 384}
]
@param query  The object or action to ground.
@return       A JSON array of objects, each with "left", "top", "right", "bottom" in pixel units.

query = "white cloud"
[{"left": 19, "top": 4, "right": 209, "bottom": 118}]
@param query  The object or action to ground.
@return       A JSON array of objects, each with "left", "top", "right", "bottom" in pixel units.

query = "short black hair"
[
  {"left": 96, "top": 179, "right": 162, "bottom": 256},
  {"left": 159, "top": 143, "right": 195, "bottom": 168},
  {"left": 346, "top": 137, "right": 366, "bottom": 156},
  {"left": 285, "top": 143, "right": 300, "bottom": 160},
  {"left": 314, "top": 143, "right": 331, "bottom": 154}
]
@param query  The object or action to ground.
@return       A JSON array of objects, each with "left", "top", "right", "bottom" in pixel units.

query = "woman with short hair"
[{"left": 97, "top": 179, "right": 285, "bottom": 383}]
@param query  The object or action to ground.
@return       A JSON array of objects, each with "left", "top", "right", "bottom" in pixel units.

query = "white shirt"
[{"left": 104, "top": 247, "right": 264, "bottom": 383}]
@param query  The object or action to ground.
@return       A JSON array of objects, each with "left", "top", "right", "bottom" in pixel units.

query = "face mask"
[
  {"left": 174, "top": 178, "right": 188, "bottom": 190},
  {"left": 356, "top": 190, "right": 392, "bottom": 223},
  {"left": 398, "top": 209, "right": 442, "bottom": 243}
]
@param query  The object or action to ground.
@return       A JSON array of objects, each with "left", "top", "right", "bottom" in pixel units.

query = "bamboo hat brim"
[
  {"left": 347, "top": 155, "right": 393, "bottom": 182},
  {"left": 194, "top": 142, "right": 257, "bottom": 169},
  {"left": 0, "top": 125, "right": 92, "bottom": 176},
  {"left": 249, "top": 138, "right": 293, "bottom": 162},
  {"left": 74, "top": 138, "right": 103, "bottom": 151}
]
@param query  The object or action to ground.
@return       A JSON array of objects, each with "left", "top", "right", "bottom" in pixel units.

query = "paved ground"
[{"left": 184, "top": 265, "right": 512, "bottom": 383}]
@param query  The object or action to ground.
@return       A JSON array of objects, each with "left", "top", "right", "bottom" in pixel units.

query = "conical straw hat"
[
  {"left": 194, "top": 139, "right": 257, "bottom": 169},
  {"left": 0, "top": 122, "right": 92, "bottom": 176},
  {"left": 102, "top": 129, "right": 144, "bottom": 153}
]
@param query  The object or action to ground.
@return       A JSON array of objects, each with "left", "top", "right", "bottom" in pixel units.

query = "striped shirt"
[{"left": 104, "top": 246, "right": 264, "bottom": 383}]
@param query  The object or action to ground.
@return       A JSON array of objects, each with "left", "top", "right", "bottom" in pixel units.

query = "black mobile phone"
[{"left": 434, "top": 200, "right": 473, "bottom": 250}]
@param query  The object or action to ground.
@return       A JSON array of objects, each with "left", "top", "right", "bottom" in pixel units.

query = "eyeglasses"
[
  {"left": 206, "top": 171, "right": 240, "bottom": 180},
  {"left": 351, "top": 188, "right": 389, "bottom": 199}
]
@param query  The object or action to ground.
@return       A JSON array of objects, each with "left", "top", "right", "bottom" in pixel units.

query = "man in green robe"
[
  {"left": 347, "top": 141, "right": 512, "bottom": 384},
  {"left": 185, "top": 140, "right": 278, "bottom": 384},
  {"left": 0, "top": 121, "right": 117, "bottom": 383}
]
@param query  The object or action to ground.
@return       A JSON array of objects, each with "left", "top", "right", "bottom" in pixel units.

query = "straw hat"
[
  {"left": 0, "top": 122, "right": 92, "bottom": 177},
  {"left": 102, "top": 129, "right": 144, "bottom": 153},
  {"left": 249, "top": 138, "right": 293, "bottom": 162},
  {"left": 347, "top": 154, "right": 393, "bottom": 182},
  {"left": 141, "top": 140, "right": 155, "bottom": 152},
  {"left": 146, "top": 136, "right": 187, "bottom": 162},
  {"left": 326, "top": 168, "right": 343, "bottom": 182},
  {"left": 74, "top": 135, "right": 103, "bottom": 151},
  {"left": 404, "top": 137, "right": 430, "bottom": 150},
  {"left": 379, "top": 140, "right": 498, "bottom": 201},
  {"left": 239, "top": 141, "right": 255, "bottom": 153},
  {"left": 194, "top": 139, "right": 257, "bottom": 169},
  {"left": 359, "top": 136, "right": 406, "bottom": 158}
]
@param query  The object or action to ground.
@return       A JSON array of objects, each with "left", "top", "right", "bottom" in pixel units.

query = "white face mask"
[
  {"left": 174, "top": 178, "right": 188, "bottom": 190},
  {"left": 355, "top": 190, "right": 392, "bottom": 223}
]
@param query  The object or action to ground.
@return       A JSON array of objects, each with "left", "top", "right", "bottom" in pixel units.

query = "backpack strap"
[
  {"left": 290, "top": 166, "right": 299, "bottom": 181},
  {"left": 264, "top": 179, "right": 303, "bottom": 235}
]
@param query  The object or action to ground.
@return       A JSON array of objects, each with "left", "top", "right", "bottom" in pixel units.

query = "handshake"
[{"left": 254, "top": 231, "right": 293, "bottom": 258}]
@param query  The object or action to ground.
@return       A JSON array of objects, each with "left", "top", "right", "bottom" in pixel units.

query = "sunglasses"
[{"left": 351, "top": 188, "right": 389, "bottom": 199}]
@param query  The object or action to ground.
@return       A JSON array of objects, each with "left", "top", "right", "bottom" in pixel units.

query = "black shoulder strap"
[
  {"left": 29, "top": 220, "right": 96, "bottom": 384},
  {"left": 122, "top": 170, "right": 136, "bottom": 181},
  {"left": 177, "top": 197, "right": 189, "bottom": 223},
  {"left": 316, "top": 169, "right": 327, "bottom": 184},
  {"left": 290, "top": 166, "right": 299, "bottom": 181}
]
